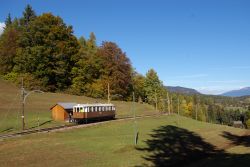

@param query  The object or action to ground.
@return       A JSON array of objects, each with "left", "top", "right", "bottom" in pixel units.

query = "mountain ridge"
[
  {"left": 166, "top": 86, "right": 201, "bottom": 95},
  {"left": 221, "top": 87, "right": 250, "bottom": 97}
]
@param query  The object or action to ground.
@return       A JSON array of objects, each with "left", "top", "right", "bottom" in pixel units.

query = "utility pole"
[
  {"left": 108, "top": 82, "right": 110, "bottom": 104},
  {"left": 21, "top": 78, "right": 25, "bottom": 131},
  {"left": 178, "top": 97, "right": 180, "bottom": 115},
  {"left": 170, "top": 96, "right": 173, "bottom": 114},
  {"left": 167, "top": 92, "right": 170, "bottom": 115},
  {"left": 195, "top": 104, "right": 198, "bottom": 120},
  {"left": 20, "top": 78, "right": 44, "bottom": 131},
  {"left": 195, "top": 96, "right": 199, "bottom": 120},
  {"left": 154, "top": 89, "right": 158, "bottom": 111},
  {"left": 133, "top": 92, "right": 138, "bottom": 145}
]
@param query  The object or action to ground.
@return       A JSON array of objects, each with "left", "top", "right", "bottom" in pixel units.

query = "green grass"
[
  {"left": 0, "top": 79, "right": 156, "bottom": 133},
  {"left": 0, "top": 114, "right": 249, "bottom": 167}
]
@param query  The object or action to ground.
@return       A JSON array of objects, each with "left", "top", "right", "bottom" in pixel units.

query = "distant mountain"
[
  {"left": 221, "top": 87, "right": 250, "bottom": 97},
  {"left": 166, "top": 86, "right": 201, "bottom": 95}
]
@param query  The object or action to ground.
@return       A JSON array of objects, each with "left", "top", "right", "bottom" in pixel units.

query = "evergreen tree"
[
  {"left": 144, "top": 69, "right": 162, "bottom": 104},
  {"left": 71, "top": 33, "right": 101, "bottom": 95},
  {"left": 20, "top": 4, "right": 36, "bottom": 26},
  {"left": 132, "top": 71, "right": 146, "bottom": 102},
  {"left": 5, "top": 13, "right": 12, "bottom": 27}
]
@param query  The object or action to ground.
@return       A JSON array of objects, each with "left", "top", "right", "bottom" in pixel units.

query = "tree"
[
  {"left": 143, "top": 68, "right": 169, "bottom": 111},
  {"left": 132, "top": 71, "right": 146, "bottom": 102},
  {"left": 20, "top": 4, "right": 36, "bottom": 26},
  {"left": 96, "top": 41, "right": 132, "bottom": 99},
  {"left": 0, "top": 22, "right": 20, "bottom": 74},
  {"left": 144, "top": 69, "right": 162, "bottom": 104},
  {"left": 5, "top": 13, "right": 12, "bottom": 27},
  {"left": 70, "top": 33, "right": 101, "bottom": 96},
  {"left": 14, "top": 13, "right": 79, "bottom": 91}
]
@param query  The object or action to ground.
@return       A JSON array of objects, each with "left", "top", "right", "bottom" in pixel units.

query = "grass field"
[
  {"left": 0, "top": 114, "right": 250, "bottom": 167},
  {"left": 0, "top": 79, "right": 156, "bottom": 133}
]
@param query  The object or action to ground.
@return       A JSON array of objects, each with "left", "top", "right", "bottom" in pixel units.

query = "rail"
[{"left": 0, "top": 113, "right": 166, "bottom": 140}]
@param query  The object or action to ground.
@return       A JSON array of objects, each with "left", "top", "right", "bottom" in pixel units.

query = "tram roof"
[{"left": 74, "top": 103, "right": 115, "bottom": 107}]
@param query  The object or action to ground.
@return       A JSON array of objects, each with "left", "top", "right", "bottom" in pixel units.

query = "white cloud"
[
  {"left": 196, "top": 86, "right": 246, "bottom": 95},
  {"left": 0, "top": 22, "right": 5, "bottom": 35}
]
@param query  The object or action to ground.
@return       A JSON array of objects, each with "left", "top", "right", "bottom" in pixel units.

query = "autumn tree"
[
  {"left": 0, "top": 18, "right": 20, "bottom": 75},
  {"left": 132, "top": 71, "right": 146, "bottom": 102},
  {"left": 96, "top": 41, "right": 132, "bottom": 99}
]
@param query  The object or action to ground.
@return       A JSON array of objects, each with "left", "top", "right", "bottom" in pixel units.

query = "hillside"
[
  {"left": 166, "top": 86, "right": 201, "bottom": 95},
  {"left": 0, "top": 115, "right": 249, "bottom": 167},
  {"left": 0, "top": 79, "right": 156, "bottom": 132},
  {"left": 221, "top": 87, "right": 250, "bottom": 97}
]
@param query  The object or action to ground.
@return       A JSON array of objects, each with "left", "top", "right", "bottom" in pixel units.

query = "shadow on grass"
[
  {"left": 26, "top": 120, "right": 52, "bottom": 130},
  {"left": 136, "top": 125, "right": 250, "bottom": 167},
  {"left": 222, "top": 131, "right": 250, "bottom": 147},
  {"left": 1, "top": 127, "right": 14, "bottom": 133}
]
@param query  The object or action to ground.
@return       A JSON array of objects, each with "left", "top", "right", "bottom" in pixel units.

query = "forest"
[{"left": 1, "top": 5, "right": 250, "bottom": 128}]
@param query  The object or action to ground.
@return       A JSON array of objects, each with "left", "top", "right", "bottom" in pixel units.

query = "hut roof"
[{"left": 50, "top": 102, "right": 77, "bottom": 110}]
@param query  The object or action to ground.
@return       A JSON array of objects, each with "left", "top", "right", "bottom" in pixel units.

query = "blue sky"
[{"left": 1, "top": 0, "right": 250, "bottom": 94}]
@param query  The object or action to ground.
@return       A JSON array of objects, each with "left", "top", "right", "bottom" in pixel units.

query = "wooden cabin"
[{"left": 50, "top": 103, "right": 76, "bottom": 121}]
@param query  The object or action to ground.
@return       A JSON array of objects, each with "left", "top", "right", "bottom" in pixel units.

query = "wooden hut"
[{"left": 50, "top": 103, "right": 76, "bottom": 121}]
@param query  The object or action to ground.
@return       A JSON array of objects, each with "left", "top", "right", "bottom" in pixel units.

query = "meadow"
[
  {"left": 0, "top": 79, "right": 156, "bottom": 133},
  {"left": 0, "top": 114, "right": 250, "bottom": 167}
]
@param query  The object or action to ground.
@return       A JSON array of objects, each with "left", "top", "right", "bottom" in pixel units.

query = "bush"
[
  {"left": 246, "top": 119, "right": 250, "bottom": 129},
  {"left": 4, "top": 72, "right": 43, "bottom": 90},
  {"left": 3, "top": 72, "right": 18, "bottom": 82}
]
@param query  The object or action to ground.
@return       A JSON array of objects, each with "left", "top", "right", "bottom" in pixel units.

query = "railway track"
[{"left": 0, "top": 113, "right": 166, "bottom": 140}]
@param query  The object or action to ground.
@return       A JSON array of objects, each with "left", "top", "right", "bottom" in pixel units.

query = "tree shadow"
[
  {"left": 1, "top": 127, "right": 14, "bottom": 133},
  {"left": 136, "top": 125, "right": 250, "bottom": 167},
  {"left": 26, "top": 120, "right": 52, "bottom": 130},
  {"left": 222, "top": 131, "right": 250, "bottom": 147}
]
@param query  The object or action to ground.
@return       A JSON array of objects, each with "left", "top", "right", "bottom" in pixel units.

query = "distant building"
[
  {"left": 50, "top": 103, "right": 76, "bottom": 121},
  {"left": 233, "top": 121, "right": 244, "bottom": 128}
]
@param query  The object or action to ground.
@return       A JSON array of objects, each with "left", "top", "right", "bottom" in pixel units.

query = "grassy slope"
[
  {"left": 0, "top": 115, "right": 249, "bottom": 167},
  {"left": 0, "top": 79, "right": 155, "bottom": 132}
]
